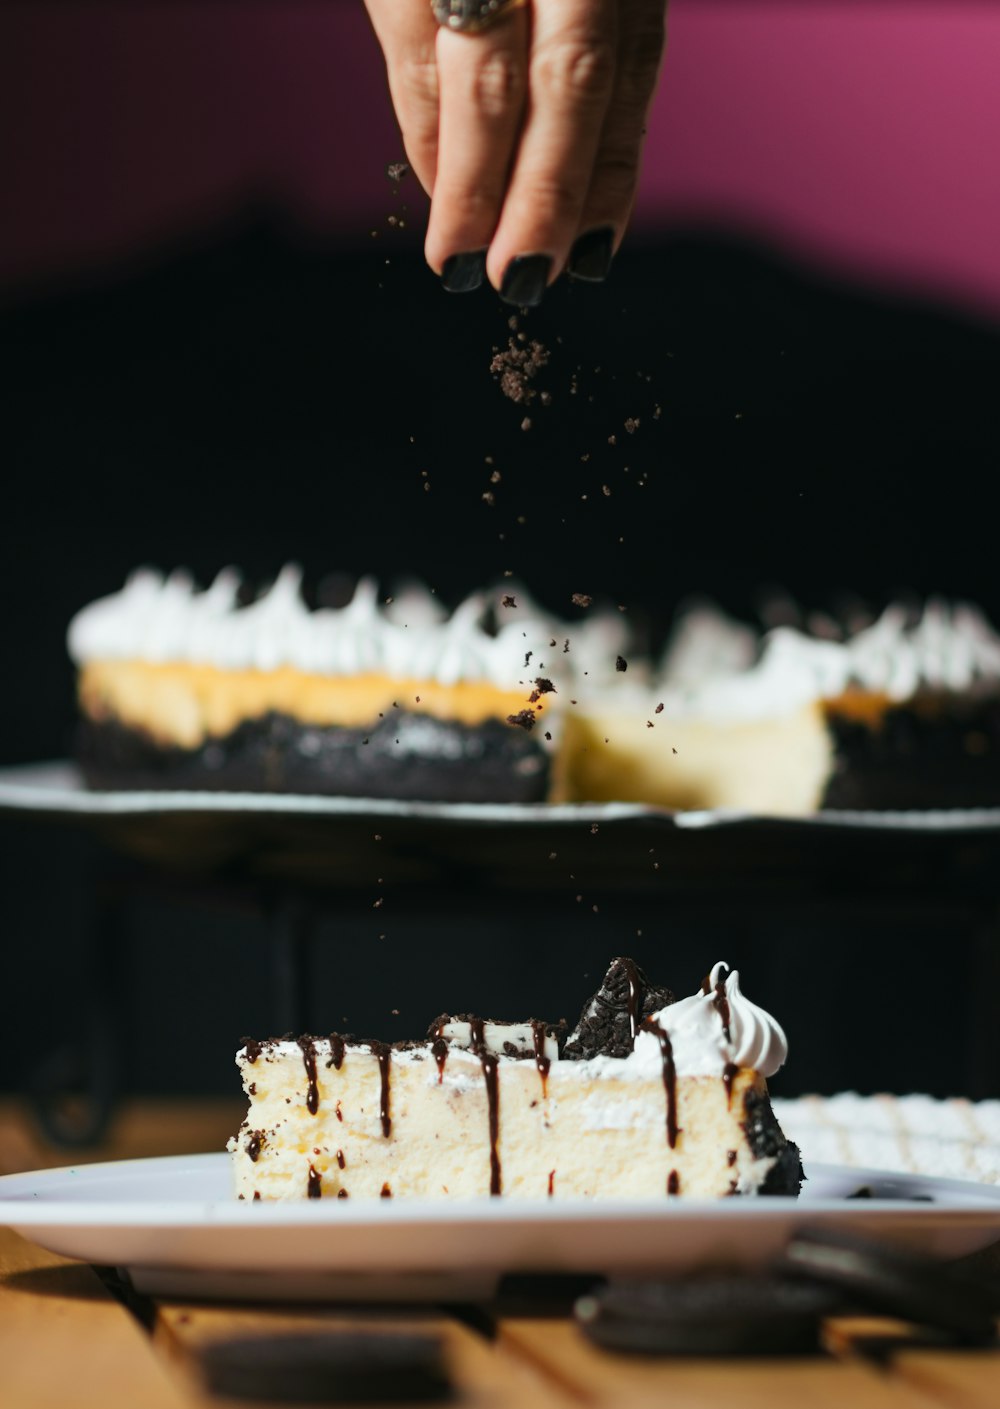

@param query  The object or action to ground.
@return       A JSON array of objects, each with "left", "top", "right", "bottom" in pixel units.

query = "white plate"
[{"left": 3, "top": 1154, "right": 1000, "bottom": 1302}]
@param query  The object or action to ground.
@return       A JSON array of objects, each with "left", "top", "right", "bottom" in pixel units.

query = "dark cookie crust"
[
  {"left": 576, "top": 1276, "right": 835, "bottom": 1356},
  {"left": 563, "top": 957, "right": 675, "bottom": 1061},
  {"left": 741, "top": 1088, "right": 804, "bottom": 1196},
  {"left": 78, "top": 709, "right": 550, "bottom": 803},
  {"left": 822, "top": 692, "right": 1000, "bottom": 809}
]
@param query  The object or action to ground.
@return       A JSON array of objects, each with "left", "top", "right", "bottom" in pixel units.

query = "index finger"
[{"left": 366, "top": 0, "right": 441, "bottom": 195}]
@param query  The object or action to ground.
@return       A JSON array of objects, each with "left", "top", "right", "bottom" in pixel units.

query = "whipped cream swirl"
[
  {"left": 633, "top": 962, "right": 788, "bottom": 1078},
  {"left": 653, "top": 599, "right": 1000, "bottom": 722},
  {"left": 67, "top": 567, "right": 577, "bottom": 695}
]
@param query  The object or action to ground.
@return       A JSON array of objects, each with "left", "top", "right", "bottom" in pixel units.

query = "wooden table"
[{"left": 2, "top": 1099, "right": 999, "bottom": 1409}]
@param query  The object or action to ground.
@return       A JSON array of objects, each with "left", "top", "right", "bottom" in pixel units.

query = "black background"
[{"left": 2, "top": 206, "right": 1000, "bottom": 1120}]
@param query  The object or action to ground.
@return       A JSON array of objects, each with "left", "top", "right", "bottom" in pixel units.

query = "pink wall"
[{"left": 2, "top": 1, "right": 999, "bottom": 314}]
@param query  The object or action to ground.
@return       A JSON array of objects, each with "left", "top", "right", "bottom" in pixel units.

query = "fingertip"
[
  {"left": 495, "top": 253, "right": 555, "bottom": 308},
  {"left": 440, "top": 249, "right": 488, "bottom": 293},
  {"left": 567, "top": 226, "right": 616, "bottom": 283}
]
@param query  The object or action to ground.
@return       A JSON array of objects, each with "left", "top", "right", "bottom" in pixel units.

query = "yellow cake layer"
[
  {"left": 79, "top": 660, "right": 543, "bottom": 750},
  {"left": 557, "top": 702, "right": 833, "bottom": 814}
]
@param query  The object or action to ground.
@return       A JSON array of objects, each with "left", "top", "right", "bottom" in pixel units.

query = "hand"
[{"left": 364, "top": 0, "right": 668, "bottom": 304}]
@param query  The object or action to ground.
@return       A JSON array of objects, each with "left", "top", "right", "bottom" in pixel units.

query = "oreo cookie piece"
[
  {"left": 563, "top": 958, "right": 675, "bottom": 1060},
  {"left": 198, "top": 1331, "right": 451, "bottom": 1403},
  {"left": 574, "top": 1276, "right": 837, "bottom": 1356},
  {"left": 778, "top": 1227, "right": 997, "bottom": 1345}
]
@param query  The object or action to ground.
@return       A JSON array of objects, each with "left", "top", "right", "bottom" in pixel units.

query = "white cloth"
[{"left": 773, "top": 1093, "right": 1000, "bottom": 1186}]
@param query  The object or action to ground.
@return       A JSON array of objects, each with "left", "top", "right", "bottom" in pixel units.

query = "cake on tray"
[
  {"left": 562, "top": 600, "right": 1000, "bottom": 813},
  {"left": 68, "top": 571, "right": 1000, "bottom": 814},
  {"left": 228, "top": 957, "right": 801, "bottom": 1201},
  {"left": 68, "top": 567, "right": 568, "bottom": 803}
]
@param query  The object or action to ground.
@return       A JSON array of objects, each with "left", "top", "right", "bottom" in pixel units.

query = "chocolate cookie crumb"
[
  {"left": 506, "top": 710, "right": 537, "bottom": 731},
  {"left": 564, "top": 958, "right": 675, "bottom": 1061},
  {"left": 490, "top": 326, "right": 551, "bottom": 405},
  {"left": 616, "top": 655, "right": 628, "bottom": 672},
  {"left": 502, "top": 594, "right": 517, "bottom": 608}
]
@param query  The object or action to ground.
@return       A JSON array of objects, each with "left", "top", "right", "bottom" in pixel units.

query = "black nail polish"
[
  {"left": 441, "top": 250, "right": 487, "bottom": 293},
  {"left": 568, "top": 227, "right": 615, "bottom": 283},
  {"left": 500, "top": 254, "right": 553, "bottom": 308}
]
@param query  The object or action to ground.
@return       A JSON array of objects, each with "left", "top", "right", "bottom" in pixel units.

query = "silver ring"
[{"left": 431, "top": 0, "right": 527, "bottom": 35}]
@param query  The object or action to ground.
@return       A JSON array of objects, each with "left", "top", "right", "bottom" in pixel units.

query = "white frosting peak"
[
  {"left": 67, "top": 567, "right": 576, "bottom": 695},
  {"left": 657, "top": 600, "right": 1000, "bottom": 722},
  {"left": 633, "top": 962, "right": 788, "bottom": 1079}
]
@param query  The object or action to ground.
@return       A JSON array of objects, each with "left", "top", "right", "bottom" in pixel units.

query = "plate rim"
[
  {"left": 3, "top": 760, "right": 1000, "bottom": 832},
  {"left": 4, "top": 1151, "right": 1000, "bottom": 1228}
]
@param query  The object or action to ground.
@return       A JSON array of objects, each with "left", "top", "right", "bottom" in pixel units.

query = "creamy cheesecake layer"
[
  {"left": 230, "top": 1039, "right": 774, "bottom": 1201},
  {"left": 79, "top": 660, "right": 546, "bottom": 751},
  {"left": 558, "top": 703, "right": 832, "bottom": 814},
  {"left": 229, "top": 959, "right": 800, "bottom": 1202}
]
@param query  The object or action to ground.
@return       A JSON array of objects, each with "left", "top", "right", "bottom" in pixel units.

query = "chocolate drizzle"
[
  {"left": 327, "top": 1034, "right": 345, "bottom": 1070},
  {"left": 336, "top": 1150, "right": 346, "bottom": 1169},
  {"left": 337, "top": 1188, "right": 349, "bottom": 1199},
  {"left": 622, "top": 958, "right": 643, "bottom": 1042},
  {"left": 547, "top": 1171, "right": 555, "bottom": 1198},
  {"left": 723, "top": 1062, "right": 738, "bottom": 1108},
  {"left": 667, "top": 1170, "right": 680, "bottom": 1195},
  {"left": 371, "top": 1042, "right": 392, "bottom": 1138},
  {"left": 380, "top": 1183, "right": 392, "bottom": 1199},
  {"left": 298, "top": 1036, "right": 319, "bottom": 1115},
  {"left": 713, "top": 980, "right": 732, "bottom": 1043},
  {"left": 432, "top": 1036, "right": 449, "bottom": 1084},
  {"left": 468, "top": 1017, "right": 502, "bottom": 1196},
  {"left": 245, "top": 1131, "right": 263, "bottom": 1163},
  {"left": 531, "top": 1020, "right": 551, "bottom": 1098},
  {"left": 643, "top": 1018, "right": 679, "bottom": 1149},
  {"left": 307, "top": 1164, "right": 322, "bottom": 1199}
]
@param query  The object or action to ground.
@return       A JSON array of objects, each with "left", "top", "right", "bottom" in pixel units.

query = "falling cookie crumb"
[{"left": 490, "top": 324, "right": 551, "bottom": 406}]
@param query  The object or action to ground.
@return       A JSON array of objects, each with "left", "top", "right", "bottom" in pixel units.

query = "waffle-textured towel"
[{"left": 773, "top": 1094, "right": 1000, "bottom": 1185}]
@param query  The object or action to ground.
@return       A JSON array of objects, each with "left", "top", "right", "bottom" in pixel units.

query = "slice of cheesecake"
[
  {"left": 69, "top": 567, "right": 562, "bottom": 803},
  {"left": 228, "top": 958, "right": 801, "bottom": 1201}
]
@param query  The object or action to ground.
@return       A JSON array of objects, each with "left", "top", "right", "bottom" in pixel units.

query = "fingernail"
[
  {"left": 568, "top": 227, "right": 615, "bottom": 283},
  {"left": 441, "top": 250, "right": 487, "bottom": 294},
  {"left": 500, "top": 254, "right": 553, "bottom": 308}
]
